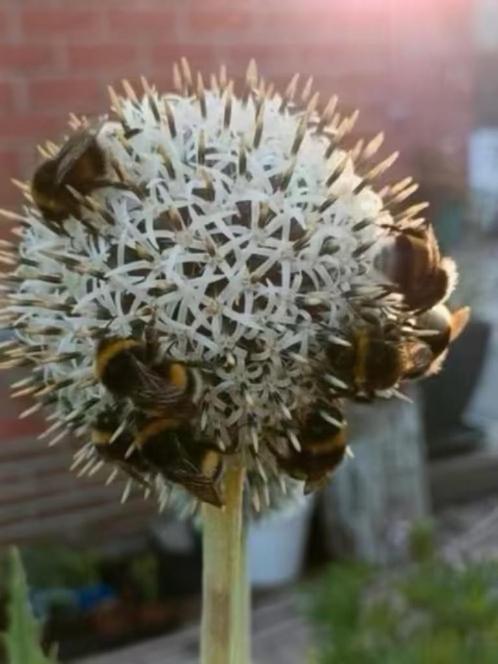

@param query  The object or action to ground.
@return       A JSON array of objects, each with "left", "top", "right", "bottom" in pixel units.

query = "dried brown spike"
[
  {"left": 365, "top": 151, "right": 399, "bottom": 180},
  {"left": 145, "top": 90, "right": 161, "bottom": 124},
  {"left": 389, "top": 183, "right": 419, "bottom": 205},
  {"left": 265, "top": 82, "right": 275, "bottom": 100},
  {"left": 158, "top": 146, "right": 176, "bottom": 179},
  {"left": 163, "top": 99, "right": 177, "bottom": 138},
  {"left": 318, "top": 95, "right": 338, "bottom": 129},
  {"left": 253, "top": 107, "right": 264, "bottom": 149},
  {"left": 301, "top": 76, "right": 314, "bottom": 103},
  {"left": 290, "top": 117, "right": 307, "bottom": 156},
  {"left": 11, "top": 179, "right": 30, "bottom": 193},
  {"left": 0, "top": 209, "right": 27, "bottom": 224},
  {"left": 350, "top": 138, "right": 365, "bottom": 163},
  {"left": 363, "top": 132, "right": 384, "bottom": 160},
  {"left": 281, "top": 73, "right": 300, "bottom": 110},
  {"left": 318, "top": 194, "right": 338, "bottom": 214},
  {"left": 197, "top": 130, "right": 206, "bottom": 166},
  {"left": 197, "top": 72, "right": 207, "bottom": 118},
  {"left": 390, "top": 176, "right": 414, "bottom": 197},
  {"left": 223, "top": 81, "right": 233, "bottom": 130},
  {"left": 246, "top": 59, "right": 258, "bottom": 88},
  {"left": 37, "top": 145, "right": 51, "bottom": 159},
  {"left": 68, "top": 112, "right": 83, "bottom": 130},
  {"left": 238, "top": 137, "right": 247, "bottom": 176},
  {"left": 140, "top": 75, "right": 152, "bottom": 95},
  {"left": 172, "top": 62, "right": 183, "bottom": 93},
  {"left": 209, "top": 73, "right": 219, "bottom": 93},
  {"left": 121, "top": 79, "right": 138, "bottom": 102},
  {"left": 279, "top": 157, "right": 297, "bottom": 191},
  {"left": 108, "top": 85, "right": 123, "bottom": 114},
  {"left": 325, "top": 153, "right": 348, "bottom": 187},
  {"left": 396, "top": 202, "right": 430, "bottom": 221},
  {"left": 306, "top": 91, "right": 320, "bottom": 115},
  {"left": 219, "top": 63, "right": 228, "bottom": 91},
  {"left": 180, "top": 57, "right": 193, "bottom": 92},
  {"left": 168, "top": 206, "right": 184, "bottom": 230},
  {"left": 335, "top": 109, "right": 359, "bottom": 143}
]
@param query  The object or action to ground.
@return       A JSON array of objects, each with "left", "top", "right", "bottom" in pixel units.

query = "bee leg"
[
  {"left": 89, "top": 179, "right": 144, "bottom": 198},
  {"left": 304, "top": 475, "right": 329, "bottom": 494},
  {"left": 144, "top": 318, "right": 161, "bottom": 363}
]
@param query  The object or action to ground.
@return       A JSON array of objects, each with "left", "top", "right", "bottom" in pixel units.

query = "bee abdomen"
[
  {"left": 164, "top": 362, "right": 203, "bottom": 404},
  {"left": 94, "top": 337, "right": 142, "bottom": 396}
]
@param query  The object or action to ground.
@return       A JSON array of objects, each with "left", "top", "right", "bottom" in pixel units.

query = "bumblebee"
[
  {"left": 404, "top": 304, "right": 470, "bottom": 379},
  {"left": 134, "top": 417, "right": 224, "bottom": 506},
  {"left": 271, "top": 407, "right": 347, "bottom": 494},
  {"left": 94, "top": 335, "right": 203, "bottom": 419},
  {"left": 376, "top": 223, "right": 457, "bottom": 312},
  {"left": 31, "top": 120, "right": 134, "bottom": 224},
  {"left": 326, "top": 325, "right": 433, "bottom": 399},
  {"left": 90, "top": 410, "right": 150, "bottom": 485}
]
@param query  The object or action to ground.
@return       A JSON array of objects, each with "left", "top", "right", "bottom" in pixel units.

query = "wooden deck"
[{"left": 75, "top": 592, "right": 311, "bottom": 664}]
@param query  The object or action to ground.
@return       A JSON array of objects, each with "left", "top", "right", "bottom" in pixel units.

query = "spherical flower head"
[{"left": 0, "top": 60, "right": 465, "bottom": 515}]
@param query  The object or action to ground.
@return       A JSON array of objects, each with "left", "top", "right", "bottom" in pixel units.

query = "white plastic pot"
[{"left": 248, "top": 497, "right": 315, "bottom": 588}]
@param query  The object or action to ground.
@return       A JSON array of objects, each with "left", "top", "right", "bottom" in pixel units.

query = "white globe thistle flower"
[{"left": 0, "top": 61, "right": 467, "bottom": 515}]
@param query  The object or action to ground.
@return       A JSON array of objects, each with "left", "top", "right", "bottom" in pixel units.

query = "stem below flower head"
[{"left": 201, "top": 460, "right": 250, "bottom": 664}]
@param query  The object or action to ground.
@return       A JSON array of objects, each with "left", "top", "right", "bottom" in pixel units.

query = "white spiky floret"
[{"left": 0, "top": 62, "right": 427, "bottom": 513}]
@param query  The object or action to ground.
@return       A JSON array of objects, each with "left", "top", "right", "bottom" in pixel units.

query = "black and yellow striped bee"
[
  {"left": 404, "top": 304, "right": 470, "bottom": 379},
  {"left": 271, "top": 406, "right": 347, "bottom": 493},
  {"left": 90, "top": 410, "right": 150, "bottom": 486},
  {"left": 32, "top": 120, "right": 109, "bottom": 222},
  {"left": 134, "top": 417, "right": 224, "bottom": 506},
  {"left": 376, "top": 223, "right": 457, "bottom": 312},
  {"left": 94, "top": 334, "right": 203, "bottom": 419},
  {"left": 31, "top": 120, "right": 137, "bottom": 225},
  {"left": 326, "top": 324, "right": 433, "bottom": 399}
]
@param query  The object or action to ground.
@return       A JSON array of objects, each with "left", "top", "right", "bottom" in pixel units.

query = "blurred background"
[{"left": 1, "top": 1, "right": 498, "bottom": 662}]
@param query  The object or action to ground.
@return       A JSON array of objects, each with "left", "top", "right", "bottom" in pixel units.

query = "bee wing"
[
  {"left": 54, "top": 120, "right": 105, "bottom": 185},
  {"left": 118, "top": 462, "right": 151, "bottom": 488},
  {"left": 450, "top": 306, "right": 471, "bottom": 342},
  {"left": 185, "top": 481, "right": 224, "bottom": 507},
  {"left": 405, "top": 341, "right": 434, "bottom": 377},
  {"left": 131, "top": 357, "right": 185, "bottom": 410},
  {"left": 164, "top": 464, "right": 224, "bottom": 507}
]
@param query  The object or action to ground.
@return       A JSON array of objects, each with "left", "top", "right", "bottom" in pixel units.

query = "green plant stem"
[
  {"left": 201, "top": 461, "right": 250, "bottom": 664},
  {"left": 237, "top": 526, "right": 251, "bottom": 664}
]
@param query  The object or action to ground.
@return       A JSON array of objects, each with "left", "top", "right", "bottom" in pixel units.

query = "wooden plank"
[
  {"left": 74, "top": 593, "right": 311, "bottom": 664},
  {"left": 0, "top": 496, "right": 155, "bottom": 545}
]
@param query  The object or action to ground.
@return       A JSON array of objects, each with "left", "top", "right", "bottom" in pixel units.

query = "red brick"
[
  {"left": 186, "top": 9, "right": 253, "bottom": 33},
  {"left": 0, "top": 150, "right": 23, "bottom": 212},
  {"left": 0, "top": 44, "right": 55, "bottom": 73},
  {"left": 149, "top": 44, "right": 220, "bottom": 71},
  {"left": 0, "top": 82, "right": 16, "bottom": 113},
  {"left": 0, "top": 417, "right": 44, "bottom": 439},
  {"left": 108, "top": 9, "right": 178, "bottom": 36},
  {"left": 21, "top": 9, "right": 101, "bottom": 36},
  {"left": 28, "top": 78, "right": 104, "bottom": 110},
  {"left": 67, "top": 44, "right": 140, "bottom": 72},
  {"left": 0, "top": 9, "right": 9, "bottom": 37},
  {"left": 0, "top": 149, "right": 20, "bottom": 174},
  {"left": 0, "top": 113, "right": 63, "bottom": 140}
]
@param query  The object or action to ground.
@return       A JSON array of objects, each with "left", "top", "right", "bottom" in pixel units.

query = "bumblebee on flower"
[{"left": 0, "top": 59, "right": 468, "bottom": 513}]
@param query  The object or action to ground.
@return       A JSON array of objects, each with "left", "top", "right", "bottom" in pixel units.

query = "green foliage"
[
  {"left": 1, "top": 548, "right": 58, "bottom": 664},
  {"left": 20, "top": 545, "right": 100, "bottom": 590},
  {"left": 307, "top": 558, "right": 498, "bottom": 664},
  {"left": 128, "top": 553, "right": 160, "bottom": 603},
  {"left": 408, "top": 520, "right": 436, "bottom": 563}
]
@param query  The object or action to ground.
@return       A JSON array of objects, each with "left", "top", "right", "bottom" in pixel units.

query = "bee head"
[{"left": 94, "top": 410, "right": 120, "bottom": 434}]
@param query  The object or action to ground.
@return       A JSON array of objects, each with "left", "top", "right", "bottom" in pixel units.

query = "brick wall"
[{"left": 0, "top": 0, "right": 474, "bottom": 544}]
